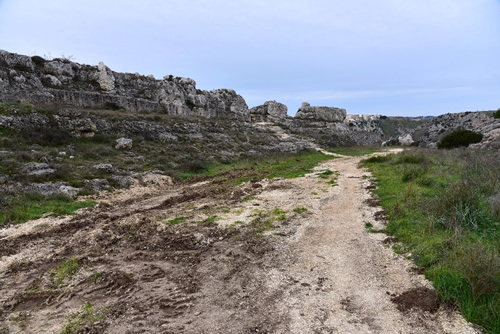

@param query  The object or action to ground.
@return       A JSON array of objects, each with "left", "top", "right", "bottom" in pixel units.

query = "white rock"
[
  {"left": 115, "top": 137, "right": 133, "bottom": 149},
  {"left": 59, "top": 185, "right": 79, "bottom": 199},
  {"left": 97, "top": 62, "right": 115, "bottom": 92},
  {"left": 398, "top": 134, "right": 414, "bottom": 146}
]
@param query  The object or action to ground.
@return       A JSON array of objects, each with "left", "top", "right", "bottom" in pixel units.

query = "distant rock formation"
[
  {"left": 413, "top": 111, "right": 500, "bottom": 150},
  {"left": 295, "top": 102, "right": 346, "bottom": 122},
  {"left": 0, "top": 50, "right": 249, "bottom": 121}
]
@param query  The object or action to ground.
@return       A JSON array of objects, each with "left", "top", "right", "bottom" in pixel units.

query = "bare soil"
[{"left": 0, "top": 151, "right": 480, "bottom": 333}]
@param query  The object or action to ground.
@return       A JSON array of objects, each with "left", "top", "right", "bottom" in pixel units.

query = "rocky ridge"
[
  {"left": 2, "top": 50, "right": 497, "bottom": 151},
  {"left": 413, "top": 111, "right": 500, "bottom": 150},
  {"left": 0, "top": 50, "right": 398, "bottom": 147},
  {"left": 0, "top": 50, "right": 249, "bottom": 121}
]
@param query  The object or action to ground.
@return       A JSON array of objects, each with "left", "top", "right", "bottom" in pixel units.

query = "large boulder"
[
  {"left": 295, "top": 102, "right": 346, "bottom": 122},
  {"left": 398, "top": 134, "right": 414, "bottom": 146},
  {"left": 250, "top": 100, "right": 288, "bottom": 122}
]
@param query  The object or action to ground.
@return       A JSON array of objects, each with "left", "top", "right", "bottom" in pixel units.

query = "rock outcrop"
[
  {"left": 413, "top": 111, "right": 500, "bottom": 150},
  {"left": 2, "top": 49, "right": 458, "bottom": 150},
  {"left": 295, "top": 102, "right": 346, "bottom": 122},
  {"left": 249, "top": 100, "right": 288, "bottom": 123},
  {"left": 0, "top": 50, "right": 250, "bottom": 121}
]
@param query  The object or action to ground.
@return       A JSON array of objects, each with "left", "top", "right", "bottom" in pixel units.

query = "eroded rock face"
[
  {"left": 0, "top": 50, "right": 250, "bottom": 121},
  {"left": 295, "top": 102, "right": 346, "bottom": 122},
  {"left": 413, "top": 111, "right": 500, "bottom": 149},
  {"left": 250, "top": 100, "right": 288, "bottom": 122},
  {"left": 97, "top": 62, "right": 115, "bottom": 92}
]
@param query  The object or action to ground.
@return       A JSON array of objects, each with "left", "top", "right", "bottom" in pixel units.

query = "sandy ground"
[{"left": 0, "top": 151, "right": 480, "bottom": 333}]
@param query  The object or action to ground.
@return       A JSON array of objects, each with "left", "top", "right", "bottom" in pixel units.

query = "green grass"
[
  {"left": 327, "top": 146, "right": 383, "bottom": 156},
  {"left": 61, "top": 302, "right": 106, "bottom": 334},
  {"left": 167, "top": 216, "right": 185, "bottom": 225},
  {"left": 293, "top": 207, "right": 309, "bottom": 214},
  {"left": 179, "top": 149, "right": 335, "bottom": 182},
  {"left": 53, "top": 258, "right": 80, "bottom": 285},
  {"left": 362, "top": 149, "right": 499, "bottom": 333},
  {"left": 0, "top": 193, "right": 96, "bottom": 226}
]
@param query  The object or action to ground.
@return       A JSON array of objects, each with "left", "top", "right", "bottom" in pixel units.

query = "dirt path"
[{"left": 0, "top": 152, "right": 479, "bottom": 333}]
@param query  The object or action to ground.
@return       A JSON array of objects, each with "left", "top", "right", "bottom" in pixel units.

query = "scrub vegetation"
[{"left": 362, "top": 149, "right": 500, "bottom": 333}]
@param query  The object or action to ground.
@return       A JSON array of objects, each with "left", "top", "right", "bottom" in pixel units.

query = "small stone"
[
  {"left": 93, "top": 163, "right": 114, "bottom": 173},
  {"left": 115, "top": 138, "right": 133, "bottom": 149}
]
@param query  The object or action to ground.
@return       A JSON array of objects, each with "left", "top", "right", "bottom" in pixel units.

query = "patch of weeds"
[
  {"left": 53, "top": 258, "right": 80, "bottom": 285},
  {"left": 167, "top": 216, "right": 185, "bottom": 225},
  {"left": 273, "top": 232, "right": 286, "bottom": 236},
  {"left": 0, "top": 193, "right": 96, "bottom": 226},
  {"left": 363, "top": 155, "right": 391, "bottom": 163},
  {"left": 201, "top": 215, "right": 219, "bottom": 224},
  {"left": 231, "top": 220, "right": 245, "bottom": 226},
  {"left": 9, "top": 312, "right": 28, "bottom": 329},
  {"left": 242, "top": 196, "right": 256, "bottom": 202},
  {"left": 251, "top": 210, "right": 275, "bottom": 237},
  {"left": 181, "top": 150, "right": 334, "bottom": 182},
  {"left": 317, "top": 169, "right": 334, "bottom": 178},
  {"left": 311, "top": 191, "right": 318, "bottom": 195},
  {"left": 273, "top": 208, "right": 288, "bottom": 218},
  {"left": 364, "top": 221, "right": 386, "bottom": 233},
  {"left": 61, "top": 302, "right": 106, "bottom": 334},
  {"left": 293, "top": 207, "right": 309, "bottom": 214}
]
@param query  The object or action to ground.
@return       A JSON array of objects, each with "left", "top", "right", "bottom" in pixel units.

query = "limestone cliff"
[
  {"left": 0, "top": 50, "right": 249, "bottom": 121},
  {"left": 0, "top": 50, "right": 419, "bottom": 148}
]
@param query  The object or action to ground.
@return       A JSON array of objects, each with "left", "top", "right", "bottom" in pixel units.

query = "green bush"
[
  {"left": 31, "top": 55, "right": 46, "bottom": 66},
  {"left": 104, "top": 102, "right": 124, "bottom": 111},
  {"left": 494, "top": 109, "right": 500, "bottom": 119},
  {"left": 363, "top": 155, "right": 391, "bottom": 163},
  {"left": 438, "top": 130, "right": 483, "bottom": 149}
]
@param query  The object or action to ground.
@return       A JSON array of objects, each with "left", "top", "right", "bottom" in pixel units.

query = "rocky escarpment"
[
  {"left": 0, "top": 50, "right": 429, "bottom": 148},
  {"left": 413, "top": 111, "right": 500, "bottom": 149},
  {"left": 250, "top": 100, "right": 385, "bottom": 146},
  {"left": 0, "top": 50, "right": 249, "bottom": 121},
  {"left": 295, "top": 102, "right": 346, "bottom": 122}
]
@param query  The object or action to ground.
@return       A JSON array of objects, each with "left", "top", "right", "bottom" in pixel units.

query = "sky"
[{"left": 0, "top": 0, "right": 499, "bottom": 116}]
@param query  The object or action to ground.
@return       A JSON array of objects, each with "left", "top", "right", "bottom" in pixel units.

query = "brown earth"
[{"left": 0, "top": 150, "right": 479, "bottom": 333}]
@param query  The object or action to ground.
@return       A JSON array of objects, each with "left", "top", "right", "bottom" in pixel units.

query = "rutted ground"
[{"left": 0, "top": 151, "right": 479, "bottom": 333}]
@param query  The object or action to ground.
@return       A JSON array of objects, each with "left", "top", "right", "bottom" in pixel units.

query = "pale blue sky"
[{"left": 0, "top": 0, "right": 499, "bottom": 116}]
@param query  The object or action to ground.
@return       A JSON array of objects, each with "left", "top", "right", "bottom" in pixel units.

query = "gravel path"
[{"left": 252, "top": 153, "right": 478, "bottom": 333}]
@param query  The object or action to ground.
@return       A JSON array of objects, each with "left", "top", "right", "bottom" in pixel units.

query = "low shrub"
[
  {"left": 363, "top": 155, "right": 391, "bottom": 163},
  {"left": 104, "top": 102, "right": 125, "bottom": 111},
  {"left": 437, "top": 130, "right": 483, "bottom": 149},
  {"left": 21, "top": 126, "right": 72, "bottom": 146},
  {"left": 494, "top": 109, "right": 500, "bottom": 119},
  {"left": 31, "top": 55, "right": 46, "bottom": 66}
]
